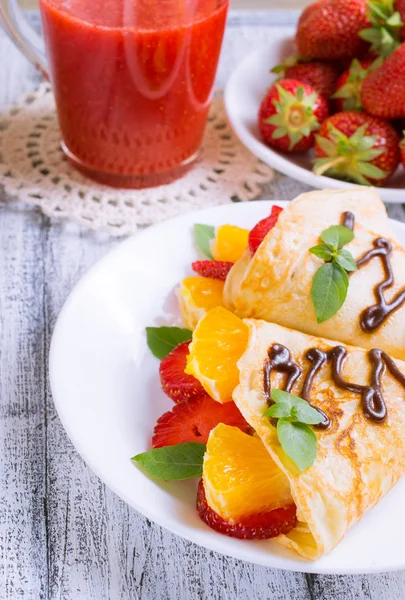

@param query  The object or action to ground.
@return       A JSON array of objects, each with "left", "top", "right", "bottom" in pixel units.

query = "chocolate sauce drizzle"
[
  {"left": 301, "top": 349, "right": 331, "bottom": 429},
  {"left": 341, "top": 211, "right": 405, "bottom": 332},
  {"left": 264, "top": 343, "right": 405, "bottom": 427},
  {"left": 264, "top": 344, "right": 330, "bottom": 429},
  {"left": 342, "top": 211, "right": 355, "bottom": 231},
  {"left": 264, "top": 344, "right": 302, "bottom": 394}
]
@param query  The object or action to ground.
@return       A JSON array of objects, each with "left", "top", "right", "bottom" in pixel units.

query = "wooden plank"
[
  {"left": 104, "top": 506, "right": 310, "bottom": 600},
  {"left": 0, "top": 201, "right": 48, "bottom": 600},
  {"left": 42, "top": 223, "right": 118, "bottom": 600},
  {"left": 0, "top": 29, "right": 48, "bottom": 600}
]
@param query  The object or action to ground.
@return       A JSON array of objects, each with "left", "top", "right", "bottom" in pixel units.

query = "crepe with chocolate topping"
[
  {"left": 224, "top": 188, "right": 405, "bottom": 360},
  {"left": 233, "top": 319, "right": 405, "bottom": 560}
]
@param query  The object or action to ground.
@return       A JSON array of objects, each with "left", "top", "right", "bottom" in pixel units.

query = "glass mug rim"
[
  {"left": 40, "top": 0, "right": 229, "bottom": 33},
  {"left": 0, "top": 0, "right": 229, "bottom": 189}
]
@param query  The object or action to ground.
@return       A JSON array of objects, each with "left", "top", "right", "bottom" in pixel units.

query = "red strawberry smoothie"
[{"left": 39, "top": 0, "right": 229, "bottom": 187}]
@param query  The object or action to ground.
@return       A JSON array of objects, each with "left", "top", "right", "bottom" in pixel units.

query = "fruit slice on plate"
[
  {"left": 178, "top": 276, "right": 224, "bottom": 330},
  {"left": 152, "top": 396, "right": 250, "bottom": 448},
  {"left": 197, "top": 423, "right": 297, "bottom": 539},
  {"left": 197, "top": 481, "right": 297, "bottom": 540},
  {"left": 159, "top": 341, "right": 206, "bottom": 404},
  {"left": 211, "top": 224, "right": 249, "bottom": 263},
  {"left": 191, "top": 260, "right": 233, "bottom": 281},
  {"left": 249, "top": 205, "right": 283, "bottom": 255},
  {"left": 186, "top": 307, "right": 249, "bottom": 403}
]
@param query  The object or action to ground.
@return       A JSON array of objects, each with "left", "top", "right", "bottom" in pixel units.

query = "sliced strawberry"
[
  {"left": 248, "top": 206, "right": 283, "bottom": 255},
  {"left": 152, "top": 396, "right": 250, "bottom": 448},
  {"left": 192, "top": 260, "right": 234, "bottom": 281},
  {"left": 159, "top": 341, "right": 206, "bottom": 404},
  {"left": 196, "top": 480, "right": 297, "bottom": 540}
]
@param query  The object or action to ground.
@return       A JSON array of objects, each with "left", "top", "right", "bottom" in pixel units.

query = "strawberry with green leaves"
[
  {"left": 361, "top": 43, "right": 405, "bottom": 118},
  {"left": 332, "top": 58, "right": 381, "bottom": 111},
  {"left": 272, "top": 58, "right": 339, "bottom": 98},
  {"left": 258, "top": 80, "right": 329, "bottom": 152},
  {"left": 296, "top": 0, "right": 370, "bottom": 60},
  {"left": 313, "top": 111, "right": 400, "bottom": 185},
  {"left": 359, "top": 0, "right": 404, "bottom": 57}
]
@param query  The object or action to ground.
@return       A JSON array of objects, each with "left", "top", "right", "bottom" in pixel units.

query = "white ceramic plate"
[
  {"left": 224, "top": 39, "right": 405, "bottom": 203},
  {"left": 50, "top": 201, "right": 405, "bottom": 574}
]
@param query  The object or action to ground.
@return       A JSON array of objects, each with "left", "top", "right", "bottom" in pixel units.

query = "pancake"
[
  {"left": 224, "top": 188, "right": 405, "bottom": 360},
  {"left": 233, "top": 319, "right": 405, "bottom": 560}
]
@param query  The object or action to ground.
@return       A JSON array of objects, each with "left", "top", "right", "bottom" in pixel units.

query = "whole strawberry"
[
  {"left": 361, "top": 44, "right": 405, "bottom": 118},
  {"left": 332, "top": 58, "right": 380, "bottom": 111},
  {"left": 296, "top": 0, "right": 369, "bottom": 60},
  {"left": 258, "top": 80, "right": 329, "bottom": 152},
  {"left": 314, "top": 111, "right": 400, "bottom": 185},
  {"left": 283, "top": 62, "right": 339, "bottom": 98}
]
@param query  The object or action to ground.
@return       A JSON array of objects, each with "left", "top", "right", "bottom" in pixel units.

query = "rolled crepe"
[
  {"left": 233, "top": 319, "right": 405, "bottom": 560},
  {"left": 224, "top": 188, "right": 405, "bottom": 360}
]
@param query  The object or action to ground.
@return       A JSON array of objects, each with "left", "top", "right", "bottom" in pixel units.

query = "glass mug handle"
[{"left": 0, "top": 0, "right": 49, "bottom": 78}]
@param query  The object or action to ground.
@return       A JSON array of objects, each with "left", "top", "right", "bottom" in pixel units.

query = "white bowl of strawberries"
[{"left": 224, "top": 0, "right": 405, "bottom": 202}]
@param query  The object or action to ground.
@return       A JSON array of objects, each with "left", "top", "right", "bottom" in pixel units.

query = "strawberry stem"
[{"left": 314, "top": 156, "right": 347, "bottom": 176}]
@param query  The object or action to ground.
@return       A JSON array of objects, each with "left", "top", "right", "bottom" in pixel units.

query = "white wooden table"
[{"left": 2, "top": 10, "right": 405, "bottom": 600}]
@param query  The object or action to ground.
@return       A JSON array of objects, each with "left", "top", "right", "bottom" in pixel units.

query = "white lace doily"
[{"left": 0, "top": 83, "right": 273, "bottom": 236}]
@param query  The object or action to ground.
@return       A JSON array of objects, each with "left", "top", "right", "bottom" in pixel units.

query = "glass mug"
[{"left": 0, "top": 0, "right": 229, "bottom": 188}]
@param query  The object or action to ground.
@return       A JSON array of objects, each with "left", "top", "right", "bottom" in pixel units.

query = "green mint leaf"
[
  {"left": 277, "top": 419, "right": 318, "bottom": 472},
  {"left": 265, "top": 402, "right": 292, "bottom": 419},
  {"left": 293, "top": 402, "right": 325, "bottom": 425},
  {"left": 271, "top": 388, "right": 297, "bottom": 407},
  {"left": 311, "top": 262, "right": 349, "bottom": 323},
  {"left": 194, "top": 224, "right": 215, "bottom": 259},
  {"left": 309, "top": 243, "right": 334, "bottom": 261},
  {"left": 146, "top": 326, "right": 192, "bottom": 360},
  {"left": 321, "top": 225, "right": 354, "bottom": 250},
  {"left": 290, "top": 406, "right": 299, "bottom": 419},
  {"left": 269, "top": 389, "right": 324, "bottom": 425},
  {"left": 132, "top": 442, "right": 206, "bottom": 480},
  {"left": 335, "top": 248, "right": 358, "bottom": 272}
]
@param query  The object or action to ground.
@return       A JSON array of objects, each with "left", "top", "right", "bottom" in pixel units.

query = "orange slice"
[
  {"left": 211, "top": 225, "right": 249, "bottom": 263},
  {"left": 203, "top": 424, "right": 293, "bottom": 522},
  {"left": 178, "top": 277, "right": 224, "bottom": 330},
  {"left": 185, "top": 307, "right": 248, "bottom": 402}
]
